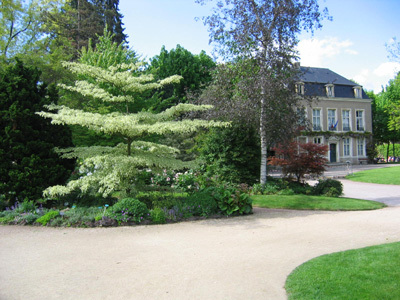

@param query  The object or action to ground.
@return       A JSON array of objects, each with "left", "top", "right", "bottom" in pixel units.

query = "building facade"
[{"left": 297, "top": 65, "right": 372, "bottom": 164}]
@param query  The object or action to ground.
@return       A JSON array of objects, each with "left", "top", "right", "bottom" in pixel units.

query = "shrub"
[
  {"left": 185, "top": 188, "right": 219, "bottom": 216},
  {"left": 19, "top": 213, "right": 39, "bottom": 225},
  {"left": 269, "top": 141, "right": 328, "bottom": 182},
  {"left": 107, "top": 198, "right": 149, "bottom": 223},
  {"left": 36, "top": 210, "right": 60, "bottom": 226},
  {"left": 63, "top": 207, "right": 100, "bottom": 226},
  {"left": 313, "top": 179, "right": 343, "bottom": 197},
  {"left": 14, "top": 200, "right": 37, "bottom": 213},
  {"left": 210, "top": 185, "right": 253, "bottom": 216},
  {"left": 136, "top": 191, "right": 187, "bottom": 210},
  {"left": 150, "top": 208, "right": 166, "bottom": 224}
]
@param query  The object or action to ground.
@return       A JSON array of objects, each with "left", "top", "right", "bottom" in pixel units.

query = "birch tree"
[
  {"left": 196, "top": 0, "right": 328, "bottom": 185},
  {"left": 38, "top": 37, "right": 226, "bottom": 198}
]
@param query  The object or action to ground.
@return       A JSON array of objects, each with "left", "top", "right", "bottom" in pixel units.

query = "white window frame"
[
  {"left": 314, "top": 137, "right": 323, "bottom": 144},
  {"left": 327, "top": 109, "right": 337, "bottom": 131},
  {"left": 295, "top": 82, "right": 305, "bottom": 95},
  {"left": 356, "top": 110, "right": 365, "bottom": 131},
  {"left": 357, "top": 138, "right": 365, "bottom": 156},
  {"left": 353, "top": 86, "right": 362, "bottom": 99},
  {"left": 312, "top": 108, "right": 322, "bottom": 131},
  {"left": 325, "top": 84, "right": 335, "bottom": 97},
  {"left": 342, "top": 109, "right": 351, "bottom": 131},
  {"left": 343, "top": 138, "right": 351, "bottom": 156}
]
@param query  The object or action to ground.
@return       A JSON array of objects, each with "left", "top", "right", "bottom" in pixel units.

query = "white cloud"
[
  {"left": 353, "top": 69, "right": 370, "bottom": 85},
  {"left": 351, "top": 63, "right": 400, "bottom": 93},
  {"left": 373, "top": 62, "right": 400, "bottom": 77},
  {"left": 297, "top": 37, "right": 357, "bottom": 67}
]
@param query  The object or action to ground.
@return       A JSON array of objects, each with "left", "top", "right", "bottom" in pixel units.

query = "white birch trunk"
[{"left": 260, "top": 94, "right": 268, "bottom": 185}]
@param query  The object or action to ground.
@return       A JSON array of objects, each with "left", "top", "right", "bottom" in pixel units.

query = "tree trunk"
[
  {"left": 260, "top": 94, "right": 268, "bottom": 185},
  {"left": 387, "top": 141, "right": 390, "bottom": 162},
  {"left": 393, "top": 142, "right": 396, "bottom": 158}
]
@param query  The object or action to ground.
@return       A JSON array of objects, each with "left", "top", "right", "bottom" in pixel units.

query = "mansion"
[{"left": 296, "top": 65, "right": 372, "bottom": 164}]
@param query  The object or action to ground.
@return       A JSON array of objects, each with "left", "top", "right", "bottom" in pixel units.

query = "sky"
[{"left": 119, "top": 0, "right": 400, "bottom": 93}]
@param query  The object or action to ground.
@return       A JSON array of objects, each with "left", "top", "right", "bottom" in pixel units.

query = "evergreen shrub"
[
  {"left": 107, "top": 198, "right": 149, "bottom": 223},
  {"left": 313, "top": 179, "right": 343, "bottom": 197}
]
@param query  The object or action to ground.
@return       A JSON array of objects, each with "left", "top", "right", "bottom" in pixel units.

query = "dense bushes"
[
  {"left": 106, "top": 198, "right": 149, "bottom": 223},
  {"left": 251, "top": 178, "right": 343, "bottom": 197},
  {"left": 313, "top": 179, "right": 343, "bottom": 197}
]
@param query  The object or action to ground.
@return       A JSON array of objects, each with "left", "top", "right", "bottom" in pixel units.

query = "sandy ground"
[{"left": 1, "top": 168, "right": 400, "bottom": 299}]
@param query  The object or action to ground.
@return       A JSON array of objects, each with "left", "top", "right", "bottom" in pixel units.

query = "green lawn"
[
  {"left": 346, "top": 165, "right": 400, "bottom": 185},
  {"left": 285, "top": 242, "right": 400, "bottom": 300},
  {"left": 251, "top": 194, "right": 386, "bottom": 211}
]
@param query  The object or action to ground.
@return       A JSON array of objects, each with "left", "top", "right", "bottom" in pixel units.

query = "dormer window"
[
  {"left": 325, "top": 84, "right": 335, "bottom": 97},
  {"left": 295, "top": 82, "right": 304, "bottom": 95},
  {"left": 353, "top": 86, "right": 362, "bottom": 99}
]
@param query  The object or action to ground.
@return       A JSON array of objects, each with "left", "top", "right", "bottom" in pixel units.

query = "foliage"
[
  {"left": 185, "top": 188, "right": 219, "bottom": 216},
  {"left": 149, "top": 169, "right": 200, "bottom": 193},
  {"left": 38, "top": 32, "right": 227, "bottom": 199},
  {"left": 36, "top": 210, "right": 60, "bottom": 225},
  {"left": 286, "top": 242, "right": 400, "bottom": 300},
  {"left": 198, "top": 123, "right": 260, "bottom": 184},
  {"left": 251, "top": 194, "right": 385, "bottom": 211},
  {"left": 196, "top": 0, "right": 328, "bottom": 185},
  {"left": 135, "top": 191, "right": 187, "bottom": 210},
  {"left": 269, "top": 141, "right": 328, "bottom": 182},
  {"left": 0, "top": 59, "right": 74, "bottom": 203},
  {"left": 208, "top": 185, "right": 253, "bottom": 216},
  {"left": 0, "top": 0, "right": 62, "bottom": 60},
  {"left": 313, "top": 179, "right": 343, "bottom": 197},
  {"left": 106, "top": 198, "right": 149, "bottom": 223},
  {"left": 62, "top": 206, "right": 101, "bottom": 225},
  {"left": 150, "top": 207, "right": 166, "bottom": 224},
  {"left": 251, "top": 179, "right": 313, "bottom": 195},
  {"left": 148, "top": 45, "right": 216, "bottom": 112}
]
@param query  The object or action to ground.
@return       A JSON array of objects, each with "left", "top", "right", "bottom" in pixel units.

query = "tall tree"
[
  {"left": 38, "top": 35, "right": 226, "bottom": 198},
  {"left": 148, "top": 45, "right": 216, "bottom": 112},
  {"left": 0, "top": 0, "right": 65, "bottom": 61},
  {"left": 196, "top": 0, "right": 327, "bottom": 184},
  {"left": 95, "top": 0, "right": 127, "bottom": 44},
  {"left": 0, "top": 59, "right": 74, "bottom": 202}
]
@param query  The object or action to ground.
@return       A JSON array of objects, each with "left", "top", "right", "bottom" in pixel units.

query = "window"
[
  {"left": 326, "top": 84, "right": 335, "bottom": 97},
  {"left": 295, "top": 82, "right": 304, "bottom": 95},
  {"left": 356, "top": 110, "right": 364, "bottom": 131},
  {"left": 343, "top": 138, "right": 350, "bottom": 156},
  {"left": 314, "top": 137, "right": 322, "bottom": 144},
  {"left": 342, "top": 110, "right": 351, "bottom": 131},
  {"left": 357, "top": 138, "right": 365, "bottom": 156},
  {"left": 353, "top": 86, "right": 362, "bottom": 99},
  {"left": 328, "top": 109, "right": 337, "bottom": 131},
  {"left": 312, "top": 109, "right": 321, "bottom": 131}
]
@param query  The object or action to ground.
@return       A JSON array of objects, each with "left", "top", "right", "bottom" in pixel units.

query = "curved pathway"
[{"left": 1, "top": 177, "right": 400, "bottom": 299}]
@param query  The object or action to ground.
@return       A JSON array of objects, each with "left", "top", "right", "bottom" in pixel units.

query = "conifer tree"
[
  {"left": 0, "top": 59, "right": 74, "bottom": 202},
  {"left": 38, "top": 35, "right": 226, "bottom": 198}
]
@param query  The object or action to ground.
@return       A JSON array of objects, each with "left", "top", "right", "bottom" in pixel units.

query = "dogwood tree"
[{"left": 38, "top": 41, "right": 226, "bottom": 198}]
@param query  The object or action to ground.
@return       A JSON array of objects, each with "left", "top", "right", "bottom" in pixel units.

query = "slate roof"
[
  {"left": 299, "top": 66, "right": 357, "bottom": 86},
  {"left": 297, "top": 66, "right": 370, "bottom": 99}
]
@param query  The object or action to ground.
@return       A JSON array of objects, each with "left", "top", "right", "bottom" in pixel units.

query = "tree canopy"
[
  {"left": 0, "top": 59, "right": 74, "bottom": 202},
  {"left": 38, "top": 34, "right": 227, "bottom": 198},
  {"left": 148, "top": 45, "right": 216, "bottom": 112},
  {"left": 196, "top": 0, "right": 328, "bottom": 184}
]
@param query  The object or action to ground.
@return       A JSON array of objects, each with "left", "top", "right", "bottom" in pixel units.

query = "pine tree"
[
  {"left": 0, "top": 59, "right": 74, "bottom": 202},
  {"left": 38, "top": 35, "right": 226, "bottom": 198}
]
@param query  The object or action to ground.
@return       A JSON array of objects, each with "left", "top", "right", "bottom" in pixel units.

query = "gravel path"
[{"left": 1, "top": 167, "right": 400, "bottom": 300}]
